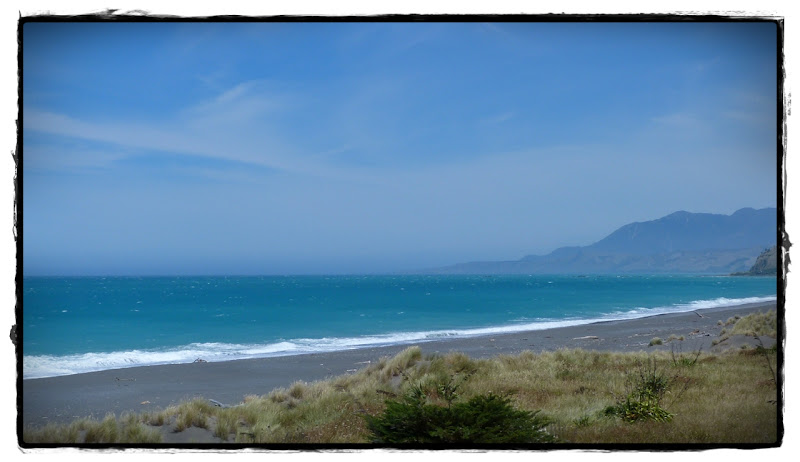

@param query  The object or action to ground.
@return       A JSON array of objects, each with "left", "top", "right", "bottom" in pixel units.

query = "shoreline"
[
  {"left": 21, "top": 295, "right": 778, "bottom": 381},
  {"left": 21, "top": 301, "right": 778, "bottom": 428}
]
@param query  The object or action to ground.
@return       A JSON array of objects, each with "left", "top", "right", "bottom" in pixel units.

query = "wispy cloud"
[
  {"left": 24, "top": 81, "right": 334, "bottom": 177},
  {"left": 690, "top": 56, "right": 721, "bottom": 74},
  {"left": 722, "top": 110, "right": 764, "bottom": 124},
  {"left": 24, "top": 143, "right": 129, "bottom": 173},
  {"left": 720, "top": 88, "right": 775, "bottom": 128},
  {"left": 178, "top": 80, "right": 289, "bottom": 128},
  {"left": 335, "top": 23, "right": 441, "bottom": 55},
  {"left": 476, "top": 23, "right": 550, "bottom": 56},
  {"left": 650, "top": 112, "right": 702, "bottom": 127},
  {"left": 479, "top": 23, "right": 513, "bottom": 39},
  {"left": 479, "top": 111, "right": 515, "bottom": 125}
]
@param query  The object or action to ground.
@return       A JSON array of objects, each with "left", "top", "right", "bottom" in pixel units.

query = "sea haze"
[{"left": 22, "top": 275, "right": 777, "bottom": 379}]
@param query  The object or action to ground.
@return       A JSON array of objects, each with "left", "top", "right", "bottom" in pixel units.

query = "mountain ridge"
[
  {"left": 731, "top": 245, "right": 778, "bottom": 276},
  {"left": 432, "top": 207, "right": 777, "bottom": 275}
]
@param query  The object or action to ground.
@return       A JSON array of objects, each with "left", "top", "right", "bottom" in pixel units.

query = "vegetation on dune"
[
  {"left": 23, "top": 341, "right": 779, "bottom": 445},
  {"left": 729, "top": 309, "right": 777, "bottom": 338},
  {"left": 714, "top": 309, "right": 778, "bottom": 347},
  {"left": 366, "top": 385, "right": 554, "bottom": 444},
  {"left": 602, "top": 358, "right": 676, "bottom": 423},
  {"left": 23, "top": 412, "right": 162, "bottom": 444}
]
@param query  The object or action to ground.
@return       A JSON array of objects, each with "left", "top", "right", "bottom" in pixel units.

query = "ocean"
[{"left": 21, "top": 274, "right": 777, "bottom": 379}]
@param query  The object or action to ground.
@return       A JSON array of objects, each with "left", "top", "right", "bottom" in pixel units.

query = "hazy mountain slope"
[
  {"left": 731, "top": 245, "right": 778, "bottom": 276},
  {"left": 433, "top": 208, "right": 777, "bottom": 275},
  {"left": 585, "top": 207, "right": 776, "bottom": 255}
]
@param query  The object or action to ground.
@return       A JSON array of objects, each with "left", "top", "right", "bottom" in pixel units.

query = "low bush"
[
  {"left": 603, "top": 396, "right": 673, "bottom": 423},
  {"left": 603, "top": 359, "right": 674, "bottom": 423},
  {"left": 365, "top": 384, "right": 554, "bottom": 444}
]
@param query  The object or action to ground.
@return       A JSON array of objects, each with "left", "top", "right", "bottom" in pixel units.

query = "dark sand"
[{"left": 21, "top": 301, "right": 777, "bottom": 429}]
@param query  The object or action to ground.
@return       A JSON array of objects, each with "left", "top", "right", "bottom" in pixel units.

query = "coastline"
[{"left": 21, "top": 301, "right": 777, "bottom": 428}]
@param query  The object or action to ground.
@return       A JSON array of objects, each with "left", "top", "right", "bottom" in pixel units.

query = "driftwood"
[{"left": 208, "top": 398, "right": 241, "bottom": 408}]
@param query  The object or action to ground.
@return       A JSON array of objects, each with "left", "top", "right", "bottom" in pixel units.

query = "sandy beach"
[{"left": 20, "top": 301, "right": 778, "bottom": 429}]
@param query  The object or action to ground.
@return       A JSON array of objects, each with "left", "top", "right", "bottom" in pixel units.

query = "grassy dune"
[{"left": 23, "top": 311, "right": 780, "bottom": 445}]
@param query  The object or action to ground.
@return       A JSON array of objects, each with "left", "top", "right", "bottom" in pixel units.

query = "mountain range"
[{"left": 432, "top": 207, "right": 777, "bottom": 275}]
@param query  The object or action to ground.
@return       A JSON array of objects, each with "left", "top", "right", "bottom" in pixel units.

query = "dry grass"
[
  {"left": 714, "top": 309, "right": 777, "bottom": 347},
  {"left": 729, "top": 309, "right": 777, "bottom": 338},
  {"left": 23, "top": 344, "right": 780, "bottom": 445},
  {"left": 23, "top": 412, "right": 162, "bottom": 444}
]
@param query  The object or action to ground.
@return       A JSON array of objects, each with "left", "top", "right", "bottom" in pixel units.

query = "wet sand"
[{"left": 20, "top": 301, "right": 777, "bottom": 428}]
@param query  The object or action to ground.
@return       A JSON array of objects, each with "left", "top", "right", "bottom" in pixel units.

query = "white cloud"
[
  {"left": 180, "top": 80, "right": 285, "bottom": 125},
  {"left": 24, "top": 82, "right": 327, "bottom": 176}
]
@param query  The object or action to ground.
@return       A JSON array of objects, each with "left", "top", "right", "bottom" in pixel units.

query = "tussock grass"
[
  {"left": 714, "top": 309, "right": 778, "bottom": 347},
  {"left": 288, "top": 381, "right": 308, "bottom": 400},
  {"left": 729, "top": 310, "right": 777, "bottom": 338},
  {"left": 173, "top": 399, "right": 213, "bottom": 432},
  {"left": 380, "top": 345, "right": 422, "bottom": 381},
  {"left": 24, "top": 412, "right": 162, "bottom": 444},
  {"left": 23, "top": 345, "right": 779, "bottom": 445}
]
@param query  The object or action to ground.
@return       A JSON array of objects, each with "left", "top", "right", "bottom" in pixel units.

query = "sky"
[{"left": 22, "top": 20, "right": 779, "bottom": 275}]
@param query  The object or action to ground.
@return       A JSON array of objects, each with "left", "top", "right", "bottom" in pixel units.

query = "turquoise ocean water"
[{"left": 22, "top": 275, "right": 777, "bottom": 379}]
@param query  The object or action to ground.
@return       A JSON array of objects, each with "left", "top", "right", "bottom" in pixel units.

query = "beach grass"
[
  {"left": 23, "top": 412, "right": 162, "bottom": 444},
  {"left": 729, "top": 309, "right": 777, "bottom": 338},
  {"left": 714, "top": 309, "right": 777, "bottom": 349},
  {"left": 22, "top": 339, "right": 779, "bottom": 445}
]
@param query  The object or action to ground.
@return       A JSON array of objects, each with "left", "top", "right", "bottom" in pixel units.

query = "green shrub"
[
  {"left": 365, "top": 385, "right": 554, "bottom": 444},
  {"left": 573, "top": 415, "right": 593, "bottom": 428},
  {"left": 603, "top": 359, "right": 674, "bottom": 423},
  {"left": 603, "top": 397, "right": 673, "bottom": 423},
  {"left": 649, "top": 337, "right": 663, "bottom": 347}
]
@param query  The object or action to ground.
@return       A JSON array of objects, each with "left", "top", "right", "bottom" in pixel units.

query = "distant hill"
[
  {"left": 731, "top": 245, "right": 778, "bottom": 276},
  {"left": 432, "top": 207, "right": 777, "bottom": 275}
]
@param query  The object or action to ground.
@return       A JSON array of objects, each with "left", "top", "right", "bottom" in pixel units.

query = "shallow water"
[{"left": 22, "top": 274, "right": 777, "bottom": 378}]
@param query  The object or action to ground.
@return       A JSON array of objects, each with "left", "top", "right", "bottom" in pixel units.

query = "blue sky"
[{"left": 22, "top": 21, "right": 778, "bottom": 275}]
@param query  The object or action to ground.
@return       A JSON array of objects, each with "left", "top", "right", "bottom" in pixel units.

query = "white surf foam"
[{"left": 23, "top": 295, "right": 776, "bottom": 379}]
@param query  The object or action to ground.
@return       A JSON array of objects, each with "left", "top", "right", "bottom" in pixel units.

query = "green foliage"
[
  {"left": 603, "top": 359, "right": 674, "bottom": 423},
  {"left": 670, "top": 343, "right": 702, "bottom": 367},
  {"left": 365, "top": 384, "right": 554, "bottom": 444},
  {"left": 572, "top": 415, "right": 593, "bottom": 428},
  {"left": 603, "top": 397, "right": 674, "bottom": 423}
]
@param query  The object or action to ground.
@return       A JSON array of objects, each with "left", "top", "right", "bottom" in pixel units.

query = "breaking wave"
[{"left": 23, "top": 295, "right": 776, "bottom": 379}]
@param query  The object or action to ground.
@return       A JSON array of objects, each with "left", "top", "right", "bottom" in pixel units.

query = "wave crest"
[{"left": 23, "top": 295, "right": 776, "bottom": 379}]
